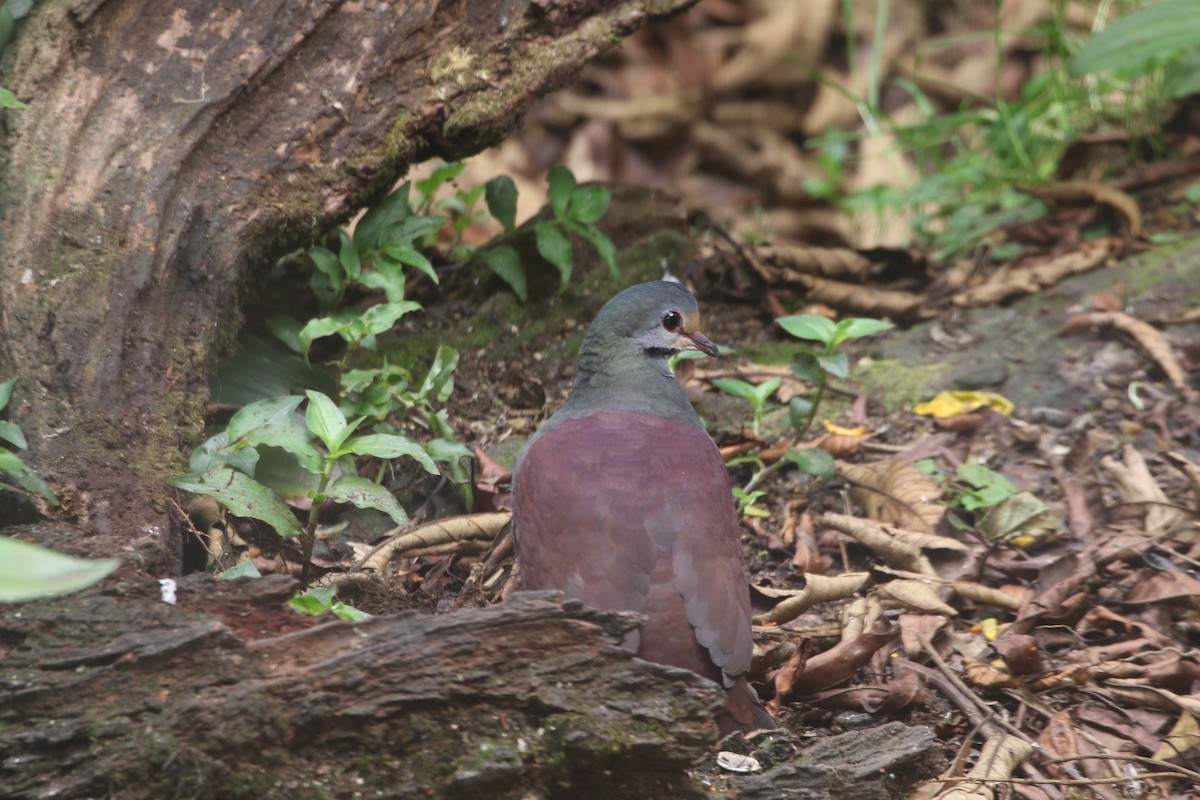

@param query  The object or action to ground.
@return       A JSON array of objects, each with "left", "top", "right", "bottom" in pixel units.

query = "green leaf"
[
  {"left": 789, "top": 396, "right": 816, "bottom": 431},
  {"left": 0, "top": 537, "right": 119, "bottom": 603},
  {"left": 777, "top": 315, "right": 838, "bottom": 346},
  {"left": 710, "top": 377, "right": 761, "bottom": 404},
  {"left": 0, "top": 420, "right": 26, "bottom": 450},
  {"left": 266, "top": 315, "right": 305, "bottom": 354},
  {"left": 289, "top": 587, "right": 336, "bottom": 615},
  {"left": 360, "top": 300, "right": 421, "bottom": 338},
  {"left": 298, "top": 315, "right": 351, "bottom": 360},
  {"left": 480, "top": 246, "right": 527, "bottom": 302},
  {"left": 535, "top": 221, "right": 573, "bottom": 292},
  {"left": 0, "top": 377, "right": 15, "bottom": 411},
  {"left": 789, "top": 353, "right": 824, "bottom": 383},
  {"left": 381, "top": 244, "right": 438, "bottom": 284},
  {"left": 572, "top": 223, "right": 620, "bottom": 280},
  {"left": 219, "top": 561, "right": 262, "bottom": 580},
  {"left": 834, "top": 318, "right": 894, "bottom": 343},
  {"left": 568, "top": 185, "right": 610, "bottom": 224},
  {"left": 546, "top": 166, "right": 577, "bottom": 218},
  {"left": 338, "top": 230, "right": 361, "bottom": 282},
  {"left": 425, "top": 438, "right": 474, "bottom": 484},
  {"left": 1069, "top": 0, "right": 1200, "bottom": 77},
  {"left": 189, "top": 431, "right": 261, "bottom": 476},
  {"left": 753, "top": 376, "right": 783, "bottom": 405},
  {"left": 484, "top": 175, "right": 518, "bottom": 231},
  {"left": 418, "top": 345, "right": 459, "bottom": 404},
  {"left": 324, "top": 475, "right": 409, "bottom": 525},
  {"left": 342, "top": 433, "right": 437, "bottom": 474},
  {"left": 330, "top": 602, "right": 372, "bottom": 621},
  {"left": 783, "top": 448, "right": 836, "bottom": 481},
  {"left": 168, "top": 468, "right": 304, "bottom": 538},
  {"left": 305, "top": 390, "right": 348, "bottom": 451},
  {"left": 354, "top": 182, "right": 412, "bottom": 253},
  {"left": 309, "top": 246, "right": 345, "bottom": 287},
  {"left": 0, "top": 87, "right": 27, "bottom": 110},
  {"left": 242, "top": 424, "right": 323, "bottom": 474},
  {"left": 227, "top": 396, "right": 306, "bottom": 442},
  {"left": 818, "top": 351, "right": 849, "bottom": 379},
  {"left": 416, "top": 162, "right": 465, "bottom": 200},
  {"left": 0, "top": 448, "right": 58, "bottom": 503},
  {"left": 359, "top": 258, "right": 407, "bottom": 302}
]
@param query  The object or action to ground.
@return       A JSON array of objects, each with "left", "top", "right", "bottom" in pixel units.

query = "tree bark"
[
  {"left": 0, "top": 0, "right": 694, "bottom": 567},
  {"left": 0, "top": 584, "right": 725, "bottom": 799}
]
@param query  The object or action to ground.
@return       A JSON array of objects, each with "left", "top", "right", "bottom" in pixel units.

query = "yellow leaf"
[
  {"left": 913, "top": 390, "right": 1014, "bottom": 418},
  {"left": 823, "top": 420, "right": 868, "bottom": 436}
]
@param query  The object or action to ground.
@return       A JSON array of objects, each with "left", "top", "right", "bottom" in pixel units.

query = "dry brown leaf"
[
  {"left": 951, "top": 580, "right": 1024, "bottom": 611},
  {"left": 990, "top": 634, "right": 1045, "bottom": 676},
  {"left": 359, "top": 512, "right": 511, "bottom": 573},
  {"left": 839, "top": 460, "right": 946, "bottom": 533},
  {"left": 785, "top": 619, "right": 894, "bottom": 695},
  {"left": 1061, "top": 310, "right": 1196, "bottom": 398},
  {"left": 1098, "top": 444, "right": 1193, "bottom": 537},
  {"left": 751, "top": 571, "right": 870, "bottom": 626},
  {"left": 840, "top": 594, "right": 883, "bottom": 642},
  {"left": 1163, "top": 451, "right": 1200, "bottom": 513},
  {"left": 1016, "top": 179, "right": 1143, "bottom": 237},
  {"left": 898, "top": 614, "right": 948, "bottom": 657},
  {"left": 758, "top": 243, "right": 877, "bottom": 281},
  {"left": 963, "top": 658, "right": 1022, "bottom": 690},
  {"left": 821, "top": 513, "right": 933, "bottom": 574},
  {"left": 874, "top": 579, "right": 956, "bottom": 616},
  {"left": 1153, "top": 711, "right": 1200, "bottom": 761},
  {"left": 791, "top": 273, "right": 932, "bottom": 322},
  {"left": 934, "top": 733, "right": 1034, "bottom": 800},
  {"left": 950, "top": 240, "right": 1116, "bottom": 307},
  {"left": 1104, "top": 683, "right": 1200, "bottom": 716}
]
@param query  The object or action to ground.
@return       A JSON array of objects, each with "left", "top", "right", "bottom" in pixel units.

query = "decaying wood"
[{"left": 0, "top": 580, "right": 725, "bottom": 800}]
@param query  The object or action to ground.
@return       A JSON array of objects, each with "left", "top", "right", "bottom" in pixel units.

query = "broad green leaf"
[
  {"left": 710, "top": 377, "right": 760, "bottom": 403},
  {"left": 1069, "top": 0, "right": 1200, "bottom": 76},
  {"left": 425, "top": 438, "right": 474, "bottom": 484},
  {"left": 546, "top": 166, "right": 577, "bottom": 218},
  {"left": 382, "top": 243, "right": 438, "bottom": 284},
  {"left": 354, "top": 182, "right": 412, "bottom": 252},
  {"left": 818, "top": 351, "right": 849, "bottom": 379},
  {"left": 219, "top": 561, "right": 262, "bottom": 580},
  {"left": 0, "top": 377, "right": 15, "bottom": 411},
  {"left": 568, "top": 185, "right": 610, "bottom": 224},
  {"left": 484, "top": 175, "right": 518, "bottom": 231},
  {"left": 299, "top": 316, "right": 351, "bottom": 360},
  {"left": 777, "top": 315, "right": 838, "bottom": 346},
  {"left": 480, "top": 246, "right": 527, "bottom": 302},
  {"left": 416, "top": 162, "right": 465, "bottom": 198},
  {"left": 189, "top": 430, "right": 260, "bottom": 475},
  {"left": 338, "top": 230, "right": 361, "bottom": 281},
  {"left": 266, "top": 315, "right": 305, "bottom": 354},
  {"left": 309, "top": 247, "right": 344, "bottom": 286},
  {"left": 0, "top": 420, "right": 26, "bottom": 450},
  {"left": 168, "top": 468, "right": 304, "bottom": 537},
  {"left": 789, "top": 353, "right": 824, "bottom": 383},
  {"left": 359, "top": 257, "right": 407, "bottom": 302},
  {"left": 384, "top": 215, "right": 448, "bottom": 246},
  {"left": 572, "top": 223, "right": 619, "bottom": 280},
  {"left": 227, "top": 396, "right": 306, "bottom": 442},
  {"left": 242, "top": 424, "right": 323, "bottom": 474},
  {"left": 753, "top": 376, "right": 783, "bottom": 405},
  {"left": 0, "top": 448, "right": 57, "bottom": 502},
  {"left": 324, "top": 475, "right": 408, "bottom": 525},
  {"left": 418, "top": 345, "right": 459, "bottom": 404},
  {"left": 0, "top": 537, "right": 119, "bottom": 602},
  {"left": 834, "top": 318, "right": 894, "bottom": 342},
  {"left": 789, "top": 396, "right": 816, "bottom": 430},
  {"left": 784, "top": 448, "right": 836, "bottom": 481},
  {"left": 343, "top": 433, "right": 437, "bottom": 474},
  {"left": 535, "top": 221, "right": 573, "bottom": 292},
  {"left": 360, "top": 300, "right": 421, "bottom": 338},
  {"left": 305, "top": 390, "right": 348, "bottom": 451},
  {"left": 289, "top": 588, "right": 335, "bottom": 615},
  {"left": 329, "top": 602, "right": 372, "bottom": 621},
  {"left": 0, "top": 87, "right": 27, "bottom": 110}
]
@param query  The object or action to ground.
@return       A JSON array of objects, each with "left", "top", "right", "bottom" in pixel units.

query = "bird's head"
[{"left": 586, "top": 281, "right": 719, "bottom": 360}]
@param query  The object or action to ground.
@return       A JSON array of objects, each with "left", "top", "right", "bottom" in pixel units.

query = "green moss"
[{"left": 855, "top": 359, "right": 947, "bottom": 413}]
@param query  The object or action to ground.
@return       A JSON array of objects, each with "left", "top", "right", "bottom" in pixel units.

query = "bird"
[{"left": 512, "top": 280, "right": 776, "bottom": 735}]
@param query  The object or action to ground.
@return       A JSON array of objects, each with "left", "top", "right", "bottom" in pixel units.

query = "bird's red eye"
[{"left": 662, "top": 311, "right": 682, "bottom": 332}]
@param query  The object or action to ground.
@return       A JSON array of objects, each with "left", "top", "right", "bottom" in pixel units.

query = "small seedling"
[
  {"left": 0, "top": 378, "right": 57, "bottom": 504},
  {"left": 289, "top": 585, "right": 371, "bottom": 621},
  {"left": 710, "top": 376, "right": 782, "bottom": 438}
]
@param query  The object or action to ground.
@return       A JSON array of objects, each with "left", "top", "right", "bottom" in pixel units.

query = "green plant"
[
  {"left": 0, "top": 378, "right": 57, "bottom": 504},
  {"left": 171, "top": 390, "right": 437, "bottom": 583},
  {"left": 731, "top": 315, "right": 893, "bottom": 500},
  {"left": 479, "top": 166, "right": 618, "bottom": 302},
  {"left": 950, "top": 463, "right": 1018, "bottom": 512},
  {"left": 289, "top": 585, "right": 370, "bottom": 621},
  {"left": 710, "top": 376, "right": 782, "bottom": 438},
  {"left": 797, "top": 1, "right": 1186, "bottom": 257},
  {"left": 0, "top": 535, "right": 120, "bottom": 602}
]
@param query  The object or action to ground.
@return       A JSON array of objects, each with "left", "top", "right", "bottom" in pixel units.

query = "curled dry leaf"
[
  {"left": 756, "top": 243, "right": 879, "bottom": 281},
  {"left": 783, "top": 619, "right": 894, "bottom": 696},
  {"left": 1102, "top": 683, "right": 1200, "bottom": 716},
  {"left": 933, "top": 733, "right": 1034, "bottom": 800},
  {"left": 1163, "top": 450, "right": 1200, "bottom": 512},
  {"left": 1060, "top": 310, "right": 1196, "bottom": 399},
  {"left": 1153, "top": 711, "right": 1200, "bottom": 762},
  {"left": 359, "top": 512, "right": 511, "bottom": 573},
  {"left": 951, "top": 580, "right": 1023, "bottom": 611},
  {"left": 873, "top": 578, "right": 956, "bottom": 617},
  {"left": 1016, "top": 179, "right": 1143, "bottom": 237},
  {"left": 898, "top": 614, "right": 949, "bottom": 657},
  {"left": 839, "top": 460, "right": 946, "bottom": 533},
  {"left": 963, "top": 658, "right": 1022, "bottom": 690},
  {"left": 950, "top": 239, "right": 1116, "bottom": 308},
  {"left": 751, "top": 571, "right": 870, "bottom": 626},
  {"left": 840, "top": 594, "right": 883, "bottom": 642},
  {"left": 820, "top": 513, "right": 936, "bottom": 574},
  {"left": 1098, "top": 444, "right": 1193, "bottom": 537},
  {"left": 990, "top": 633, "right": 1045, "bottom": 676}
]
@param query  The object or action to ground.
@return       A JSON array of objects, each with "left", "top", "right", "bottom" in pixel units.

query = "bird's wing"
[{"left": 513, "top": 410, "right": 753, "bottom": 678}]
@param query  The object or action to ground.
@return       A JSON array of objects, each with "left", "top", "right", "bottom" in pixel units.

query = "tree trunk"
[
  {"left": 0, "top": 583, "right": 725, "bottom": 799},
  {"left": 0, "top": 0, "right": 694, "bottom": 567}
]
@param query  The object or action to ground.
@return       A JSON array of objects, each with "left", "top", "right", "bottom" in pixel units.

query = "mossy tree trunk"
[{"left": 0, "top": 0, "right": 694, "bottom": 567}]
